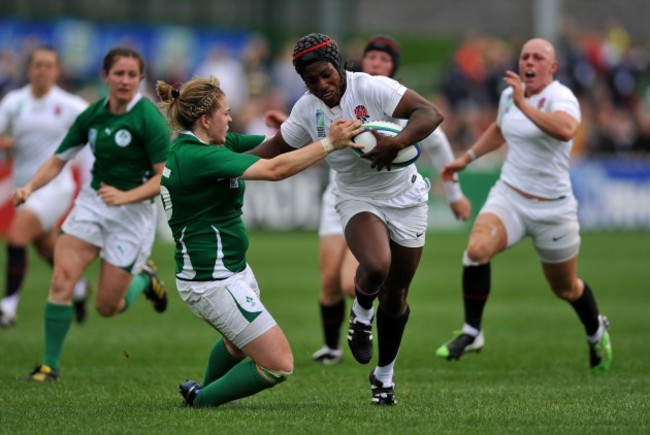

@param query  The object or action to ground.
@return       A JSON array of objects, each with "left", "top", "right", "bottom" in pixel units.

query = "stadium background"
[
  {"left": 2, "top": 0, "right": 649, "bottom": 235},
  {"left": 1, "top": 2, "right": 649, "bottom": 433}
]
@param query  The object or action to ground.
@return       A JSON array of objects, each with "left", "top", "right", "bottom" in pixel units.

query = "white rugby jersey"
[
  {"left": 281, "top": 71, "right": 420, "bottom": 200},
  {"left": 0, "top": 85, "right": 88, "bottom": 186},
  {"left": 497, "top": 80, "right": 580, "bottom": 199}
]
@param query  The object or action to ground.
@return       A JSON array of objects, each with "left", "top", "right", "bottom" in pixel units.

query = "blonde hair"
[{"left": 156, "top": 76, "right": 225, "bottom": 132}]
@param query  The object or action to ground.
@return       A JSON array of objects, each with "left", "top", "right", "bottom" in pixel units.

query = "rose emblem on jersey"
[
  {"left": 115, "top": 129, "right": 132, "bottom": 147},
  {"left": 537, "top": 97, "right": 546, "bottom": 109},
  {"left": 354, "top": 105, "right": 370, "bottom": 122}
]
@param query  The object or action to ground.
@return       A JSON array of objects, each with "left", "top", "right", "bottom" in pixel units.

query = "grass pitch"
[{"left": 1, "top": 231, "right": 649, "bottom": 434}]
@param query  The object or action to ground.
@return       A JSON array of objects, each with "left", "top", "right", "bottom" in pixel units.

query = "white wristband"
[
  {"left": 466, "top": 148, "right": 477, "bottom": 162},
  {"left": 321, "top": 137, "right": 334, "bottom": 154}
]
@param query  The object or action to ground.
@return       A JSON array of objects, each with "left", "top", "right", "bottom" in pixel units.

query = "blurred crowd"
[
  {"left": 438, "top": 17, "right": 650, "bottom": 158},
  {"left": 1, "top": 17, "right": 649, "bottom": 159}
]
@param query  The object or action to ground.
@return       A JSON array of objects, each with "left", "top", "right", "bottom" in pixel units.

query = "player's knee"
[
  {"left": 50, "top": 268, "right": 74, "bottom": 301},
  {"left": 5, "top": 231, "right": 30, "bottom": 246},
  {"left": 257, "top": 364, "right": 293, "bottom": 385},
  {"left": 359, "top": 260, "right": 390, "bottom": 289},
  {"left": 550, "top": 281, "right": 579, "bottom": 302},
  {"left": 95, "top": 301, "right": 121, "bottom": 317},
  {"left": 465, "top": 241, "right": 492, "bottom": 265}
]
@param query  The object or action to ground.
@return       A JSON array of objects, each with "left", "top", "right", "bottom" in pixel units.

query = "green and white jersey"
[
  {"left": 55, "top": 93, "right": 170, "bottom": 191},
  {"left": 160, "top": 131, "right": 265, "bottom": 281}
]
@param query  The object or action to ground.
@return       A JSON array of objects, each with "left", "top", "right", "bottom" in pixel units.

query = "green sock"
[
  {"left": 122, "top": 273, "right": 150, "bottom": 311},
  {"left": 194, "top": 360, "right": 276, "bottom": 408},
  {"left": 44, "top": 302, "right": 73, "bottom": 371},
  {"left": 202, "top": 338, "right": 244, "bottom": 386}
]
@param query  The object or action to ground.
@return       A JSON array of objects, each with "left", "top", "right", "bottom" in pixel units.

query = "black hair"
[{"left": 292, "top": 33, "right": 346, "bottom": 82}]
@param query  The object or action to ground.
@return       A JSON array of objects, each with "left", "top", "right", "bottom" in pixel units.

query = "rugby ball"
[{"left": 352, "top": 121, "right": 421, "bottom": 168}]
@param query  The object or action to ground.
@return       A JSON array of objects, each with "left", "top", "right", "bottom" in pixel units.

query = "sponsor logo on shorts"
[{"left": 552, "top": 234, "right": 567, "bottom": 242}]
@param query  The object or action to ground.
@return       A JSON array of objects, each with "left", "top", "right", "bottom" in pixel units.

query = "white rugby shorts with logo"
[
  {"left": 23, "top": 169, "right": 76, "bottom": 231},
  {"left": 61, "top": 185, "right": 156, "bottom": 273},
  {"left": 176, "top": 265, "right": 276, "bottom": 349},
  {"left": 335, "top": 171, "right": 430, "bottom": 249},
  {"left": 481, "top": 180, "right": 581, "bottom": 263}
]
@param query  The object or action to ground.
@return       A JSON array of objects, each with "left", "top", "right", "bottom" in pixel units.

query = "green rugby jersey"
[
  {"left": 55, "top": 95, "right": 170, "bottom": 191},
  {"left": 160, "top": 132, "right": 265, "bottom": 280}
]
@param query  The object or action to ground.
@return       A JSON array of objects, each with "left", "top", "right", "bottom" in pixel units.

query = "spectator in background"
[
  {"left": 435, "top": 38, "right": 612, "bottom": 376},
  {"left": 195, "top": 45, "right": 248, "bottom": 115},
  {"left": 14, "top": 47, "right": 170, "bottom": 381},
  {"left": 0, "top": 46, "right": 91, "bottom": 327}
]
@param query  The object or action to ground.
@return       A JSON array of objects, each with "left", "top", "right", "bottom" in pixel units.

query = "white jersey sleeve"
[{"left": 419, "top": 128, "right": 463, "bottom": 202}]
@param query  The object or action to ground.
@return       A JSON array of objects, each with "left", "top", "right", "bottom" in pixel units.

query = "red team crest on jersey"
[
  {"left": 354, "top": 105, "right": 369, "bottom": 122},
  {"left": 537, "top": 98, "right": 546, "bottom": 109},
  {"left": 54, "top": 105, "right": 62, "bottom": 116}
]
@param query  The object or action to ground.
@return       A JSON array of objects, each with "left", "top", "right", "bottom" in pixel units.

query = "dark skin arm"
[
  {"left": 246, "top": 130, "right": 295, "bottom": 158},
  {"left": 364, "top": 89, "right": 444, "bottom": 171}
]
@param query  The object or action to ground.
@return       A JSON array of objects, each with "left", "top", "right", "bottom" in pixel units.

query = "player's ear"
[{"left": 200, "top": 113, "right": 210, "bottom": 130}]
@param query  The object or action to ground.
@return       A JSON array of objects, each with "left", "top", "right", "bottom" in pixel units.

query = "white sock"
[
  {"left": 587, "top": 319, "right": 605, "bottom": 344},
  {"left": 72, "top": 278, "right": 90, "bottom": 302},
  {"left": 352, "top": 299, "right": 373, "bottom": 324},
  {"left": 374, "top": 363, "right": 395, "bottom": 386},
  {"left": 462, "top": 323, "right": 480, "bottom": 337},
  {"left": 0, "top": 294, "right": 20, "bottom": 317}
]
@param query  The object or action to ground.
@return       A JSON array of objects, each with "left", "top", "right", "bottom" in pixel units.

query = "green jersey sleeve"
[
  {"left": 226, "top": 132, "right": 266, "bottom": 153},
  {"left": 141, "top": 99, "right": 170, "bottom": 164},
  {"left": 54, "top": 104, "right": 94, "bottom": 160}
]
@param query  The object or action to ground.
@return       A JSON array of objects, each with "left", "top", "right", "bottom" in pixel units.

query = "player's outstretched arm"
[
  {"left": 243, "top": 120, "right": 363, "bottom": 181},
  {"left": 13, "top": 155, "right": 66, "bottom": 206}
]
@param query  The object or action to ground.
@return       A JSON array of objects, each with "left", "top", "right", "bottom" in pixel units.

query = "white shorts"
[
  {"left": 335, "top": 173, "right": 429, "bottom": 248},
  {"left": 176, "top": 265, "right": 277, "bottom": 349},
  {"left": 23, "top": 170, "right": 75, "bottom": 231},
  {"left": 61, "top": 185, "right": 156, "bottom": 273},
  {"left": 480, "top": 180, "right": 581, "bottom": 263},
  {"left": 318, "top": 182, "right": 344, "bottom": 237}
]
